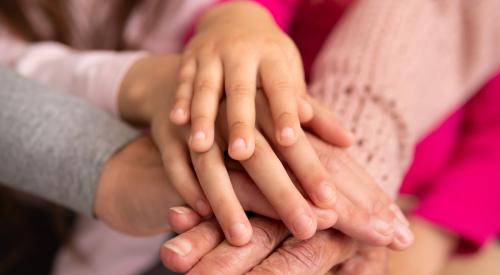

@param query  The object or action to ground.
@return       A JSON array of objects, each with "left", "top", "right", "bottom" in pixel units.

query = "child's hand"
[{"left": 170, "top": 1, "right": 317, "bottom": 160}]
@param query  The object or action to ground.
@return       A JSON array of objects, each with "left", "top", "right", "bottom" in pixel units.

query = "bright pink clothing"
[
  {"left": 271, "top": 0, "right": 500, "bottom": 251},
  {"left": 401, "top": 72, "right": 500, "bottom": 251}
]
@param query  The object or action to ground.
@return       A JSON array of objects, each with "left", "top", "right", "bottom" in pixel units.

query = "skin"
[
  {"left": 161, "top": 134, "right": 415, "bottom": 274},
  {"left": 118, "top": 55, "right": 407, "bottom": 247},
  {"left": 94, "top": 136, "right": 398, "bottom": 274},
  {"left": 171, "top": 1, "right": 313, "bottom": 160}
]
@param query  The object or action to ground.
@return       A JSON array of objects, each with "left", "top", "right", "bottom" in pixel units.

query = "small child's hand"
[{"left": 170, "top": 1, "right": 315, "bottom": 160}]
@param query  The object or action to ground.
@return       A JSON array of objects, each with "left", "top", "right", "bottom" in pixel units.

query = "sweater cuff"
[{"left": 86, "top": 51, "right": 147, "bottom": 116}]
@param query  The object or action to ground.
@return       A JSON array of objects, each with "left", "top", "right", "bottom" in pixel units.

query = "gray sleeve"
[{"left": 0, "top": 66, "right": 140, "bottom": 215}]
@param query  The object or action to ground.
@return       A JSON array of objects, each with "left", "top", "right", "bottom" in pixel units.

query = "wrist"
[
  {"left": 197, "top": 1, "right": 276, "bottom": 31},
  {"left": 118, "top": 55, "right": 181, "bottom": 125}
]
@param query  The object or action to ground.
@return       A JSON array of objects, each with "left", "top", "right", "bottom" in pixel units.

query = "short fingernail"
[
  {"left": 292, "top": 213, "right": 314, "bottom": 236},
  {"left": 369, "top": 217, "right": 393, "bottom": 237},
  {"left": 163, "top": 239, "right": 192, "bottom": 257},
  {"left": 171, "top": 107, "right": 186, "bottom": 120},
  {"left": 390, "top": 203, "right": 409, "bottom": 226},
  {"left": 395, "top": 221, "right": 414, "bottom": 246},
  {"left": 280, "top": 127, "right": 296, "bottom": 141},
  {"left": 170, "top": 207, "right": 190, "bottom": 215},
  {"left": 229, "top": 222, "right": 249, "bottom": 240},
  {"left": 231, "top": 138, "right": 247, "bottom": 152},
  {"left": 195, "top": 200, "right": 211, "bottom": 216},
  {"left": 316, "top": 182, "right": 336, "bottom": 205},
  {"left": 192, "top": 131, "right": 206, "bottom": 142}
]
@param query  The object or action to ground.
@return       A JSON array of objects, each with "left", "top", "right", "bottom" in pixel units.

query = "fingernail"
[
  {"left": 170, "top": 207, "right": 190, "bottom": 215},
  {"left": 229, "top": 222, "right": 248, "bottom": 240},
  {"left": 369, "top": 217, "right": 393, "bottom": 237},
  {"left": 395, "top": 221, "right": 414, "bottom": 246},
  {"left": 231, "top": 138, "right": 247, "bottom": 152},
  {"left": 195, "top": 200, "right": 211, "bottom": 216},
  {"left": 192, "top": 131, "right": 206, "bottom": 142},
  {"left": 292, "top": 213, "right": 314, "bottom": 236},
  {"left": 390, "top": 204, "right": 409, "bottom": 226},
  {"left": 316, "top": 182, "right": 336, "bottom": 205},
  {"left": 163, "top": 239, "right": 192, "bottom": 257},
  {"left": 171, "top": 107, "right": 186, "bottom": 120},
  {"left": 280, "top": 127, "right": 296, "bottom": 141}
]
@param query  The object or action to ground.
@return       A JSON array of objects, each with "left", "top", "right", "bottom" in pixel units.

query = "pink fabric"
[
  {"left": 400, "top": 72, "right": 500, "bottom": 251},
  {"left": 0, "top": 0, "right": 214, "bottom": 115}
]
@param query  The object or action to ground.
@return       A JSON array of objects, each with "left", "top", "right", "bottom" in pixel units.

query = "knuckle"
[
  {"left": 251, "top": 223, "right": 278, "bottom": 251},
  {"left": 229, "top": 120, "right": 249, "bottom": 132},
  {"left": 196, "top": 79, "right": 217, "bottom": 93},
  {"left": 227, "top": 82, "right": 253, "bottom": 96},
  {"left": 271, "top": 80, "right": 293, "bottom": 92},
  {"left": 369, "top": 196, "right": 393, "bottom": 217},
  {"left": 250, "top": 265, "right": 284, "bottom": 275},
  {"left": 278, "top": 241, "right": 321, "bottom": 271},
  {"left": 197, "top": 256, "right": 236, "bottom": 275},
  {"left": 276, "top": 111, "right": 295, "bottom": 123}
]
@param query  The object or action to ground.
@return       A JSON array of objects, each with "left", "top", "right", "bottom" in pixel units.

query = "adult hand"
[
  {"left": 161, "top": 134, "right": 413, "bottom": 273},
  {"left": 93, "top": 136, "right": 337, "bottom": 237},
  {"left": 163, "top": 213, "right": 358, "bottom": 275}
]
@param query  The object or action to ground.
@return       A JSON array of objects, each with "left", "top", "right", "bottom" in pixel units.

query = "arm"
[
  {"left": 0, "top": 26, "right": 144, "bottom": 115},
  {"left": 310, "top": 0, "right": 500, "bottom": 195},
  {"left": 0, "top": 66, "right": 139, "bottom": 215}
]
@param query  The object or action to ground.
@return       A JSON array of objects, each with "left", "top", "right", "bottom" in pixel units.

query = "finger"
[
  {"left": 311, "top": 138, "right": 413, "bottom": 249},
  {"left": 248, "top": 230, "right": 358, "bottom": 275},
  {"left": 224, "top": 57, "right": 258, "bottom": 160},
  {"left": 171, "top": 58, "right": 196, "bottom": 124},
  {"left": 161, "top": 219, "right": 223, "bottom": 273},
  {"left": 255, "top": 92, "right": 337, "bottom": 209},
  {"left": 337, "top": 247, "right": 388, "bottom": 275},
  {"left": 189, "top": 56, "right": 224, "bottom": 152},
  {"left": 241, "top": 132, "right": 317, "bottom": 240},
  {"left": 191, "top": 144, "right": 253, "bottom": 246},
  {"left": 260, "top": 54, "right": 301, "bottom": 147},
  {"left": 153, "top": 122, "right": 212, "bottom": 217},
  {"left": 332, "top": 192, "right": 395, "bottom": 246},
  {"left": 228, "top": 171, "right": 279, "bottom": 219},
  {"left": 167, "top": 207, "right": 202, "bottom": 234},
  {"left": 302, "top": 96, "right": 354, "bottom": 147},
  {"left": 298, "top": 95, "right": 314, "bottom": 123},
  {"left": 187, "top": 217, "right": 289, "bottom": 275}
]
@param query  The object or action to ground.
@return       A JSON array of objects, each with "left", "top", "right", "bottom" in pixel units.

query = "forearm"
[
  {"left": 0, "top": 67, "right": 140, "bottom": 215},
  {"left": 310, "top": 0, "right": 500, "bottom": 194},
  {"left": 1, "top": 27, "right": 145, "bottom": 115}
]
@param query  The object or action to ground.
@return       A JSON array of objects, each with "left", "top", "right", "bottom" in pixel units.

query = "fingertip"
[
  {"left": 289, "top": 212, "right": 317, "bottom": 240},
  {"left": 168, "top": 207, "right": 202, "bottom": 233},
  {"left": 276, "top": 126, "right": 299, "bottom": 147},
  {"left": 225, "top": 221, "right": 253, "bottom": 246},
  {"left": 228, "top": 137, "right": 255, "bottom": 161},
  {"left": 313, "top": 207, "right": 338, "bottom": 230},
  {"left": 311, "top": 180, "right": 337, "bottom": 209},
  {"left": 169, "top": 106, "right": 189, "bottom": 124},
  {"left": 161, "top": 239, "right": 193, "bottom": 273},
  {"left": 189, "top": 129, "right": 213, "bottom": 152},
  {"left": 389, "top": 221, "right": 414, "bottom": 250},
  {"left": 195, "top": 199, "right": 212, "bottom": 217},
  {"left": 298, "top": 97, "right": 314, "bottom": 123}
]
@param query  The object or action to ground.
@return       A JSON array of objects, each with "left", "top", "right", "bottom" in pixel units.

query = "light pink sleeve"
[{"left": 0, "top": 27, "right": 146, "bottom": 116}]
